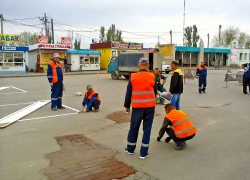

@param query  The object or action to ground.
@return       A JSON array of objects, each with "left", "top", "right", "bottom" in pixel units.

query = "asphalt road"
[{"left": 0, "top": 70, "right": 249, "bottom": 180}]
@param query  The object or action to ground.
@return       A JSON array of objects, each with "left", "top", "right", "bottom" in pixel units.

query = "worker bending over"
[
  {"left": 47, "top": 53, "right": 65, "bottom": 111},
  {"left": 124, "top": 57, "right": 157, "bottom": 159},
  {"left": 242, "top": 62, "right": 250, "bottom": 94},
  {"left": 154, "top": 68, "right": 167, "bottom": 104},
  {"left": 81, "top": 84, "right": 101, "bottom": 112},
  {"left": 196, "top": 61, "right": 207, "bottom": 94},
  {"left": 157, "top": 104, "right": 197, "bottom": 150}
]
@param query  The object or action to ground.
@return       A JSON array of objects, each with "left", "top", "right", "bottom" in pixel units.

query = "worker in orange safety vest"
[
  {"left": 124, "top": 57, "right": 157, "bottom": 159},
  {"left": 81, "top": 84, "right": 101, "bottom": 112},
  {"left": 157, "top": 103, "right": 197, "bottom": 150}
]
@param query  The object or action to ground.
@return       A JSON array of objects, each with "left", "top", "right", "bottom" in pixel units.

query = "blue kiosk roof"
[
  {"left": 175, "top": 46, "right": 231, "bottom": 53},
  {"left": 67, "top": 50, "right": 101, "bottom": 55},
  {"left": 0, "top": 46, "right": 29, "bottom": 51}
]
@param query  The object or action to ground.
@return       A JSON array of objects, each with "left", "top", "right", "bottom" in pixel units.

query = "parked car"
[{"left": 162, "top": 61, "right": 172, "bottom": 74}]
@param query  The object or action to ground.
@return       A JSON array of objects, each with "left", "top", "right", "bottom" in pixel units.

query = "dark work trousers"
[
  {"left": 127, "top": 107, "right": 155, "bottom": 157},
  {"left": 51, "top": 81, "right": 63, "bottom": 109},
  {"left": 166, "top": 128, "right": 195, "bottom": 146},
  {"left": 243, "top": 76, "right": 250, "bottom": 94},
  {"left": 199, "top": 76, "right": 207, "bottom": 93},
  {"left": 84, "top": 96, "right": 100, "bottom": 110}
]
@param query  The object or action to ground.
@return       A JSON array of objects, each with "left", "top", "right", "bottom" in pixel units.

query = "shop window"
[
  {"left": 239, "top": 53, "right": 243, "bottom": 61},
  {"left": 112, "top": 51, "right": 117, "bottom": 56},
  {"left": 0, "top": 53, "right": 3, "bottom": 66},
  {"left": 95, "top": 56, "right": 99, "bottom": 64},
  {"left": 90, "top": 57, "right": 94, "bottom": 64},
  {"left": 249, "top": 53, "right": 250, "bottom": 60},
  {"left": 14, "top": 53, "right": 24, "bottom": 63},
  {"left": 85, "top": 58, "right": 89, "bottom": 64},
  {"left": 80, "top": 57, "right": 84, "bottom": 64},
  {"left": 244, "top": 53, "right": 247, "bottom": 61}
]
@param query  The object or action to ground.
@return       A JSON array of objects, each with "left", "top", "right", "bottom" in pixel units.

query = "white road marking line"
[
  {"left": 0, "top": 87, "right": 9, "bottom": 91},
  {"left": 0, "top": 102, "right": 35, "bottom": 107},
  {"left": 63, "top": 104, "right": 80, "bottom": 112},
  {"left": 0, "top": 86, "right": 27, "bottom": 94},
  {"left": 19, "top": 112, "right": 78, "bottom": 122},
  {"left": 10, "top": 86, "right": 27, "bottom": 93}
]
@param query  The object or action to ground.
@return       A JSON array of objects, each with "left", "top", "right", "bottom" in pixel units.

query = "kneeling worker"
[
  {"left": 81, "top": 84, "right": 101, "bottom": 112},
  {"left": 157, "top": 104, "right": 197, "bottom": 150}
]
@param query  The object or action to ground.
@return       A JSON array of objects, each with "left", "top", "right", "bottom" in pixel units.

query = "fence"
[
  {"left": 224, "top": 70, "right": 243, "bottom": 88},
  {"left": 184, "top": 69, "right": 198, "bottom": 84}
]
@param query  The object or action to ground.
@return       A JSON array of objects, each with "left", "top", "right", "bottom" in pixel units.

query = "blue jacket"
[
  {"left": 82, "top": 93, "right": 98, "bottom": 109},
  {"left": 47, "top": 61, "right": 63, "bottom": 83},
  {"left": 124, "top": 69, "right": 158, "bottom": 108},
  {"left": 196, "top": 65, "right": 207, "bottom": 77},
  {"left": 243, "top": 63, "right": 250, "bottom": 78}
]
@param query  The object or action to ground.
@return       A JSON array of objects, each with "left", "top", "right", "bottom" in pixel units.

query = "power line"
[{"left": 5, "top": 17, "right": 40, "bottom": 21}]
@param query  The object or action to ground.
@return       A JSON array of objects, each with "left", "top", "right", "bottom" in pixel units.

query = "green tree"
[
  {"left": 223, "top": 26, "right": 239, "bottom": 45},
  {"left": 184, "top": 26, "right": 192, "bottom": 47},
  {"left": 238, "top": 33, "right": 250, "bottom": 47},
  {"left": 100, "top": 24, "right": 123, "bottom": 42},
  {"left": 74, "top": 37, "right": 81, "bottom": 49},
  {"left": 99, "top": 26, "right": 106, "bottom": 42},
  {"left": 192, "top": 25, "right": 200, "bottom": 47},
  {"left": 20, "top": 32, "right": 39, "bottom": 46}
]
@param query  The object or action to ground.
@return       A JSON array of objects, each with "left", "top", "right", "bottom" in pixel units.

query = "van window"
[
  {"left": 162, "top": 61, "right": 167, "bottom": 65},
  {"left": 110, "top": 57, "right": 116, "bottom": 63}
]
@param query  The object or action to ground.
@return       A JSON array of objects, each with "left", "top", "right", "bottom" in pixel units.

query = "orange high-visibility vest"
[
  {"left": 198, "top": 65, "right": 206, "bottom": 70},
  {"left": 49, "top": 61, "right": 63, "bottom": 83},
  {"left": 166, "top": 109, "right": 197, "bottom": 138},
  {"left": 85, "top": 90, "right": 101, "bottom": 105},
  {"left": 131, "top": 71, "right": 156, "bottom": 108}
]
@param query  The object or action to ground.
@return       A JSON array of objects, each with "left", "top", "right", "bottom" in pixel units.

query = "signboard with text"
[
  {"left": 3, "top": 47, "right": 16, "bottom": 50},
  {"left": 0, "top": 34, "right": 20, "bottom": 43},
  {"left": 38, "top": 44, "right": 70, "bottom": 49},
  {"left": 61, "top": 37, "right": 71, "bottom": 45},
  {"left": 111, "top": 41, "right": 143, "bottom": 50},
  {"left": 38, "top": 36, "right": 48, "bottom": 44}
]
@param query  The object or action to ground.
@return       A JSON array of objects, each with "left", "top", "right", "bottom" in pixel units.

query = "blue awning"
[
  {"left": 176, "top": 46, "right": 200, "bottom": 52},
  {"left": 204, "top": 48, "right": 231, "bottom": 53},
  {"left": 0, "top": 46, "right": 29, "bottom": 51},
  {"left": 66, "top": 50, "right": 101, "bottom": 55}
]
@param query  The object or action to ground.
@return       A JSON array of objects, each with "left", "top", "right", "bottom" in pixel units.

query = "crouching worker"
[
  {"left": 80, "top": 84, "right": 101, "bottom": 113},
  {"left": 157, "top": 104, "right": 197, "bottom": 150}
]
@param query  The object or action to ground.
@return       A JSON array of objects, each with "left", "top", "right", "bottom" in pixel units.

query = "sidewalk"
[{"left": 0, "top": 70, "right": 107, "bottom": 78}]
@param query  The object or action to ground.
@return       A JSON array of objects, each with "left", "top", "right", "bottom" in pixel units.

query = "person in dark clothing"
[
  {"left": 154, "top": 68, "right": 167, "bottom": 104},
  {"left": 242, "top": 63, "right": 250, "bottom": 94},
  {"left": 157, "top": 104, "right": 197, "bottom": 150},
  {"left": 64, "top": 58, "right": 67, "bottom": 73},
  {"left": 196, "top": 61, "right": 207, "bottom": 94},
  {"left": 167, "top": 61, "right": 183, "bottom": 110}
]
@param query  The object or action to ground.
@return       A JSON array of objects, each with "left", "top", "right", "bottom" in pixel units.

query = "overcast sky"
[{"left": 2, "top": 0, "right": 250, "bottom": 48}]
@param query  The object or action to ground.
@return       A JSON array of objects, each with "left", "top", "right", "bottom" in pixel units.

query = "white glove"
[
  {"left": 80, "top": 106, "right": 86, "bottom": 113},
  {"left": 49, "top": 83, "right": 53, "bottom": 86}
]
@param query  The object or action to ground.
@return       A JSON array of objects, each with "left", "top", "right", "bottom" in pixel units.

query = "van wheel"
[
  {"left": 111, "top": 72, "right": 119, "bottom": 80},
  {"left": 123, "top": 75, "right": 130, "bottom": 79}
]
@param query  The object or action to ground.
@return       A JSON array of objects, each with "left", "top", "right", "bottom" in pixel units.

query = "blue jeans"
[
  {"left": 127, "top": 107, "right": 155, "bottom": 157},
  {"left": 199, "top": 76, "right": 207, "bottom": 93},
  {"left": 171, "top": 93, "right": 181, "bottom": 110}
]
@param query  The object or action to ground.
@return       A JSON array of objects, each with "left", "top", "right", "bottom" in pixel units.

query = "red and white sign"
[
  {"left": 38, "top": 44, "right": 70, "bottom": 49},
  {"left": 61, "top": 37, "right": 71, "bottom": 45},
  {"left": 38, "top": 36, "right": 48, "bottom": 44}
]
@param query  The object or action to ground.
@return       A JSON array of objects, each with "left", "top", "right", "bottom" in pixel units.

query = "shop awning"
[
  {"left": 204, "top": 48, "right": 231, "bottom": 53},
  {"left": 176, "top": 46, "right": 200, "bottom": 52},
  {"left": 67, "top": 50, "right": 101, "bottom": 55}
]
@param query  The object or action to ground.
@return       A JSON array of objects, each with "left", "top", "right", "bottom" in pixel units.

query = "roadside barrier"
[
  {"left": 224, "top": 70, "right": 240, "bottom": 88},
  {"left": 184, "top": 69, "right": 198, "bottom": 84}
]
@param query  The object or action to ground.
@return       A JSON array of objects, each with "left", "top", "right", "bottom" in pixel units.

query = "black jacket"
[{"left": 169, "top": 68, "right": 183, "bottom": 94}]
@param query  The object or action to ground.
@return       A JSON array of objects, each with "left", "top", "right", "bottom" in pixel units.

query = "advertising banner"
[
  {"left": 38, "top": 44, "right": 70, "bottom": 49},
  {"left": 159, "top": 44, "right": 173, "bottom": 60},
  {"left": 230, "top": 49, "right": 239, "bottom": 64},
  {"left": 38, "top": 36, "right": 48, "bottom": 44},
  {"left": 0, "top": 34, "right": 20, "bottom": 43},
  {"left": 111, "top": 42, "right": 143, "bottom": 50},
  {"left": 61, "top": 37, "right": 71, "bottom": 45}
]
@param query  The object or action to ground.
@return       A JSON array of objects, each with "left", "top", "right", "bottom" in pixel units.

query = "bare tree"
[{"left": 238, "top": 33, "right": 250, "bottom": 47}]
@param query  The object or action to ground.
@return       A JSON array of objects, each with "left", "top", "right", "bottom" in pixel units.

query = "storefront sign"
[
  {"left": 38, "top": 36, "right": 48, "bottom": 44},
  {"left": 159, "top": 44, "right": 173, "bottom": 59},
  {"left": 3, "top": 47, "right": 16, "bottom": 50},
  {"left": 0, "top": 34, "right": 20, "bottom": 43},
  {"left": 111, "top": 42, "right": 143, "bottom": 50},
  {"left": 39, "top": 44, "right": 70, "bottom": 49},
  {"left": 61, "top": 37, "right": 71, "bottom": 45}
]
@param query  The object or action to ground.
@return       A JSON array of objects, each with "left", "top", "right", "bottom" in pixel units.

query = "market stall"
[
  {"left": 0, "top": 46, "right": 29, "bottom": 74},
  {"left": 28, "top": 44, "right": 70, "bottom": 73},
  {"left": 66, "top": 50, "right": 101, "bottom": 71}
]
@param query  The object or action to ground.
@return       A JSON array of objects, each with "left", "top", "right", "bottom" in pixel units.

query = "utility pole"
[
  {"left": 219, "top": 24, "right": 222, "bottom": 46},
  {"left": 51, "top": 19, "right": 54, "bottom": 44},
  {"left": 183, "top": 0, "right": 185, "bottom": 46},
  {"left": 207, "top": 33, "right": 209, "bottom": 48},
  {"left": 170, "top": 30, "right": 172, "bottom": 44},
  {"left": 0, "top": 14, "right": 3, "bottom": 34},
  {"left": 157, "top": 36, "right": 160, "bottom": 46},
  {"left": 44, "top": 13, "right": 47, "bottom": 36}
]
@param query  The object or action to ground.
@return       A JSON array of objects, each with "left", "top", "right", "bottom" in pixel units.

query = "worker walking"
[
  {"left": 167, "top": 61, "right": 183, "bottom": 110},
  {"left": 196, "top": 61, "right": 207, "bottom": 94},
  {"left": 81, "top": 84, "right": 101, "bottom": 112},
  {"left": 124, "top": 57, "right": 157, "bottom": 159},
  {"left": 157, "top": 104, "right": 197, "bottom": 150},
  {"left": 242, "top": 63, "right": 250, "bottom": 94},
  {"left": 154, "top": 68, "right": 167, "bottom": 104},
  {"left": 47, "top": 53, "right": 65, "bottom": 111}
]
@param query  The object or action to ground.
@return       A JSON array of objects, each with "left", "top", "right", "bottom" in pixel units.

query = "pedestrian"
[
  {"left": 157, "top": 104, "right": 197, "bottom": 150},
  {"left": 167, "top": 60, "right": 183, "bottom": 110},
  {"left": 80, "top": 84, "right": 101, "bottom": 112},
  {"left": 47, "top": 53, "right": 65, "bottom": 111},
  {"left": 64, "top": 58, "right": 68, "bottom": 73},
  {"left": 124, "top": 57, "right": 157, "bottom": 159},
  {"left": 154, "top": 68, "right": 167, "bottom": 104},
  {"left": 242, "top": 63, "right": 250, "bottom": 94},
  {"left": 215, "top": 61, "right": 219, "bottom": 69},
  {"left": 196, "top": 61, "right": 207, "bottom": 94}
]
